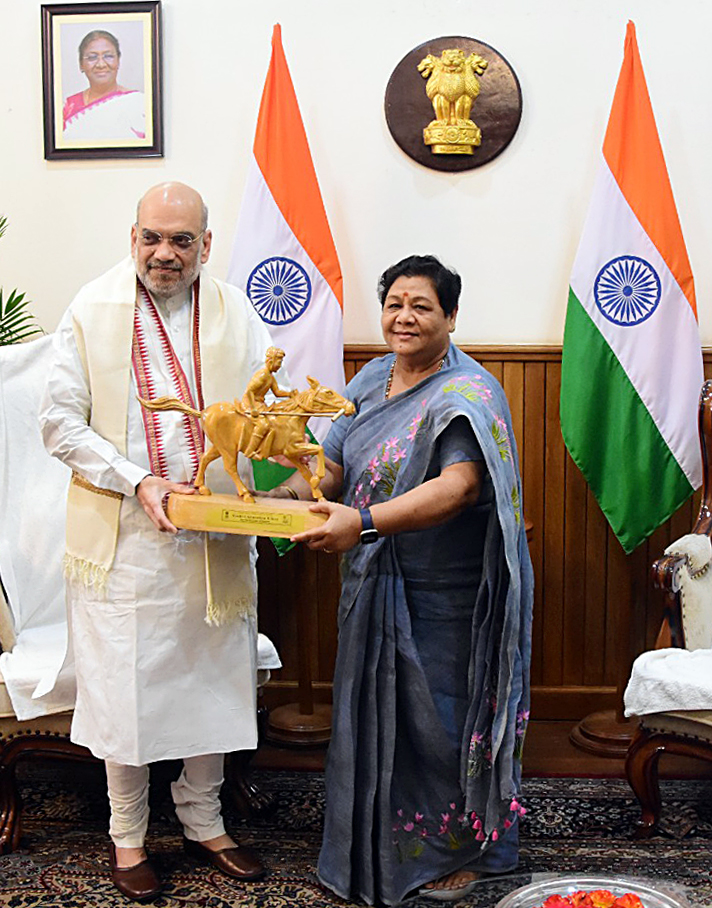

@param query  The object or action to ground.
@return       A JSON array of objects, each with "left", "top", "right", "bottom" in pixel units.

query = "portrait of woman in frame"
[{"left": 41, "top": 1, "right": 163, "bottom": 160}]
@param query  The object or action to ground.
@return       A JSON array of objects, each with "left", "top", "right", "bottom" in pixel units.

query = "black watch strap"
[{"left": 359, "top": 508, "right": 379, "bottom": 544}]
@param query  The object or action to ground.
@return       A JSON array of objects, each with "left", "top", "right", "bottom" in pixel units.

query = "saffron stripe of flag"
[
  {"left": 228, "top": 23, "right": 344, "bottom": 447},
  {"left": 560, "top": 21, "right": 703, "bottom": 554}
]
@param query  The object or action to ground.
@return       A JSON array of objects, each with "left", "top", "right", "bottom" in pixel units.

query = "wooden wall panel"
[
  {"left": 257, "top": 346, "right": 712, "bottom": 720},
  {"left": 542, "top": 362, "right": 565, "bottom": 687},
  {"left": 563, "top": 452, "right": 587, "bottom": 685},
  {"left": 583, "top": 488, "right": 608, "bottom": 685},
  {"left": 523, "top": 362, "right": 546, "bottom": 689}
]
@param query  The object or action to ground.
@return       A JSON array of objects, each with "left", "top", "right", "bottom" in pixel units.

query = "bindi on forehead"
[{"left": 390, "top": 293, "right": 432, "bottom": 304}]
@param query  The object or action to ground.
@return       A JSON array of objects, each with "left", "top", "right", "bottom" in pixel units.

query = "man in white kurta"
[{"left": 40, "top": 182, "right": 276, "bottom": 900}]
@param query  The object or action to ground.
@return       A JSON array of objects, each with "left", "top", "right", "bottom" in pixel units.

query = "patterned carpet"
[{"left": 0, "top": 762, "right": 709, "bottom": 907}]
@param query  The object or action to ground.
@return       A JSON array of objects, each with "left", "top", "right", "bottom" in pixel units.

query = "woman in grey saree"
[{"left": 282, "top": 256, "right": 533, "bottom": 905}]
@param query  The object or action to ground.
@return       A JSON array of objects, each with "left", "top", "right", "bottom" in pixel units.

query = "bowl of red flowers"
[{"left": 495, "top": 876, "right": 691, "bottom": 908}]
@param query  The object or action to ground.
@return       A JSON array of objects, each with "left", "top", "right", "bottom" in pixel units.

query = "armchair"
[{"left": 624, "top": 380, "right": 712, "bottom": 837}]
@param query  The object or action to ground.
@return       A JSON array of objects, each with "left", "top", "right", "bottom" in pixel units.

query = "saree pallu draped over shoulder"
[{"left": 317, "top": 345, "right": 534, "bottom": 906}]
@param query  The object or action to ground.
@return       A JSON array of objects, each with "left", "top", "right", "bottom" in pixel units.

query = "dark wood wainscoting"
[{"left": 257, "top": 346, "right": 712, "bottom": 721}]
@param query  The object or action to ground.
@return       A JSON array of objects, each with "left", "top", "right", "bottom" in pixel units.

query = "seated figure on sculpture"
[
  {"left": 140, "top": 349, "right": 355, "bottom": 503},
  {"left": 238, "top": 346, "right": 295, "bottom": 459}
]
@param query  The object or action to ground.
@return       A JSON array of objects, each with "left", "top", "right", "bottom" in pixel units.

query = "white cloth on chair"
[
  {"left": 624, "top": 647, "right": 712, "bottom": 716},
  {"left": 0, "top": 336, "right": 75, "bottom": 719}
]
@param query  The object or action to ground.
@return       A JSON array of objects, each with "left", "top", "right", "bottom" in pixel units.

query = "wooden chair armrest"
[
  {"left": 651, "top": 553, "right": 684, "bottom": 595},
  {"left": 651, "top": 554, "right": 686, "bottom": 648}
]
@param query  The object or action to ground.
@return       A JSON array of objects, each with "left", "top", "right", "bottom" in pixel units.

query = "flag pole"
[
  {"left": 266, "top": 545, "right": 332, "bottom": 746},
  {"left": 569, "top": 567, "right": 637, "bottom": 757}
]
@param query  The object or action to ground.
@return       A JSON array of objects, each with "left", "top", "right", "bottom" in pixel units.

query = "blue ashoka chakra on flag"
[
  {"left": 593, "top": 255, "right": 662, "bottom": 327},
  {"left": 246, "top": 257, "right": 312, "bottom": 325}
]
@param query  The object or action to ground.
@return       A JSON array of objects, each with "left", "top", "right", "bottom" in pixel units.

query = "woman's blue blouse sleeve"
[{"left": 437, "top": 415, "right": 484, "bottom": 468}]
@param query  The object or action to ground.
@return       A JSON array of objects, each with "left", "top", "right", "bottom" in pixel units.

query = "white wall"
[{"left": 2, "top": 0, "right": 711, "bottom": 344}]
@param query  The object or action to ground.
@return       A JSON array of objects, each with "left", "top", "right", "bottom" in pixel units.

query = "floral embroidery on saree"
[
  {"left": 352, "top": 401, "right": 428, "bottom": 508},
  {"left": 392, "top": 797, "right": 527, "bottom": 863},
  {"left": 511, "top": 484, "right": 522, "bottom": 525},
  {"left": 514, "top": 708, "right": 530, "bottom": 761},
  {"left": 442, "top": 374, "right": 494, "bottom": 405},
  {"left": 467, "top": 729, "right": 493, "bottom": 779},
  {"left": 492, "top": 414, "right": 513, "bottom": 462}
]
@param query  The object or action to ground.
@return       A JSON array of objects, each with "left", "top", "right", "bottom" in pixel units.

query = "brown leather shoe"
[
  {"left": 183, "top": 835, "right": 266, "bottom": 880},
  {"left": 108, "top": 842, "right": 162, "bottom": 902}
]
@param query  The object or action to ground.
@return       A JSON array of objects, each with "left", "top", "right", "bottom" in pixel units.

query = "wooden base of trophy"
[{"left": 166, "top": 492, "right": 327, "bottom": 537}]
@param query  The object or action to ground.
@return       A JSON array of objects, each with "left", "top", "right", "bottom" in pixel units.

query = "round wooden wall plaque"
[{"left": 385, "top": 36, "right": 522, "bottom": 172}]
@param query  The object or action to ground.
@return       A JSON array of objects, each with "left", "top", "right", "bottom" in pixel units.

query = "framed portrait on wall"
[{"left": 41, "top": 1, "right": 163, "bottom": 160}]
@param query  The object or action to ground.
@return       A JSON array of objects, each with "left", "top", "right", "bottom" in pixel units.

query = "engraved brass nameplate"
[{"left": 166, "top": 493, "right": 327, "bottom": 538}]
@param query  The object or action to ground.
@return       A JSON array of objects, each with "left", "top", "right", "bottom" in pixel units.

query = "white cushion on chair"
[
  {"left": 0, "top": 665, "right": 17, "bottom": 719},
  {"left": 0, "top": 666, "right": 73, "bottom": 739},
  {"left": 664, "top": 709, "right": 712, "bottom": 727},
  {"left": 0, "top": 625, "right": 75, "bottom": 720},
  {"left": 640, "top": 710, "right": 712, "bottom": 744},
  {"left": 624, "top": 647, "right": 712, "bottom": 716}
]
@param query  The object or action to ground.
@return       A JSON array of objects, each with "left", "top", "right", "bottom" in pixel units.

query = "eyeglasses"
[
  {"left": 136, "top": 227, "right": 205, "bottom": 251},
  {"left": 83, "top": 52, "right": 117, "bottom": 64}
]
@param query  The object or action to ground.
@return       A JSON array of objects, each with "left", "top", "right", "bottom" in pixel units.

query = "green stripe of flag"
[
  {"left": 251, "top": 424, "right": 319, "bottom": 556},
  {"left": 252, "top": 460, "right": 296, "bottom": 556},
  {"left": 560, "top": 288, "right": 693, "bottom": 553}
]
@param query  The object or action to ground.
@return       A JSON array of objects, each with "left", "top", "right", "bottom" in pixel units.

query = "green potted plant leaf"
[{"left": 0, "top": 216, "right": 43, "bottom": 345}]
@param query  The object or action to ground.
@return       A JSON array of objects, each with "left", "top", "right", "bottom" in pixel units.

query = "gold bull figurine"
[{"left": 139, "top": 368, "right": 354, "bottom": 505}]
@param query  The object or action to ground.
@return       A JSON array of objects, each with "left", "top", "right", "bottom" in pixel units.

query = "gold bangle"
[{"left": 284, "top": 486, "right": 299, "bottom": 500}]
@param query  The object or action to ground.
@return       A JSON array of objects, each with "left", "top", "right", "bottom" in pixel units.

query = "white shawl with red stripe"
[{"left": 65, "top": 257, "right": 262, "bottom": 624}]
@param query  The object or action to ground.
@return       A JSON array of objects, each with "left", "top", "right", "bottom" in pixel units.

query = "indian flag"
[
  {"left": 227, "top": 23, "right": 344, "bottom": 445},
  {"left": 560, "top": 21, "right": 703, "bottom": 554}
]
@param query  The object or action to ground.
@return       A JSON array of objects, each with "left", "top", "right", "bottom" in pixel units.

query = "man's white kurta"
[{"left": 40, "top": 260, "right": 276, "bottom": 766}]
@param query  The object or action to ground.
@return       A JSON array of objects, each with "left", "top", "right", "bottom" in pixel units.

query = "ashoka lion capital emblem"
[{"left": 417, "top": 48, "right": 488, "bottom": 154}]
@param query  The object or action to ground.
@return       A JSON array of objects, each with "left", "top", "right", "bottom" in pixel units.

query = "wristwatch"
[{"left": 359, "top": 508, "right": 379, "bottom": 544}]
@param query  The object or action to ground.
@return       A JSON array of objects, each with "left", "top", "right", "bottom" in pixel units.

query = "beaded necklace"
[{"left": 385, "top": 356, "right": 446, "bottom": 400}]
